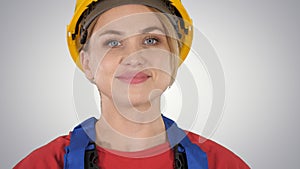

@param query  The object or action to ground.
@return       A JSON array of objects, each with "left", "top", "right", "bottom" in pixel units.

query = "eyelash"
[
  {"left": 143, "top": 36, "right": 160, "bottom": 46},
  {"left": 106, "top": 40, "right": 122, "bottom": 48},
  {"left": 103, "top": 35, "right": 161, "bottom": 48}
]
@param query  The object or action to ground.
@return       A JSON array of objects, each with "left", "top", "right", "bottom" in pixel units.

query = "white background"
[{"left": 1, "top": 0, "right": 299, "bottom": 168}]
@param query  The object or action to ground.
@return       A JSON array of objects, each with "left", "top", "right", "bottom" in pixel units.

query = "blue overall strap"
[
  {"left": 64, "top": 117, "right": 97, "bottom": 169},
  {"left": 162, "top": 115, "right": 209, "bottom": 169}
]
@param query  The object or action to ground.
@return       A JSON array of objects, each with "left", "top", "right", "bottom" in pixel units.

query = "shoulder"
[
  {"left": 13, "top": 134, "right": 71, "bottom": 169},
  {"left": 186, "top": 132, "right": 250, "bottom": 169}
]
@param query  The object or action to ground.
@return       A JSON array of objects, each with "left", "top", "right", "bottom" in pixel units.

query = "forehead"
[{"left": 92, "top": 4, "right": 165, "bottom": 35}]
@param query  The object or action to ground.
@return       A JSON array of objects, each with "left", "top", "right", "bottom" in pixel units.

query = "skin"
[{"left": 80, "top": 4, "right": 178, "bottom": 152}]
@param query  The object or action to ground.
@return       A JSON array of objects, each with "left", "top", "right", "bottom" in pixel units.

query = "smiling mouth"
[{"left": 116, "top": 72, "right": 151, "bottom": 84}]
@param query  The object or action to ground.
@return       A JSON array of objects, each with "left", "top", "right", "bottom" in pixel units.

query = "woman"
[{"left": 14, "top": 0, "right": 250, "bottom": 168}]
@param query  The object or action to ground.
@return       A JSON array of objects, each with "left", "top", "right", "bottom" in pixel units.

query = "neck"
[{"left": 95, "top": 94, "right": 167, "bottom": 152}]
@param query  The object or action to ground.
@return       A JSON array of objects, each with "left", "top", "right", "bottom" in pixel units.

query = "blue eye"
[
  {"left": 107, "top": 40, "right": 121, "bottom": 47},
  {"left": 144, "top": 37, "right": 159, "bottom": 45}
]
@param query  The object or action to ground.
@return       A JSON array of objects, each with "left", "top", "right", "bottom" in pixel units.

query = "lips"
[{"left": 116, "top": 72, "right": 151, "bottom": 84}]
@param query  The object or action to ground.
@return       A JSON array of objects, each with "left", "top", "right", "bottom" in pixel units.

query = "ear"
[{"left": 80, "top": 50, "right": 94, "bottom": 82}]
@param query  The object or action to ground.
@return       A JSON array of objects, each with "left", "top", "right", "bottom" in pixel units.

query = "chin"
[{"left": 122, "top": 94, "right": 152, "bottom": 108}]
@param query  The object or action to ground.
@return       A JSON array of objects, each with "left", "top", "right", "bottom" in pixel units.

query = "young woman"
[{"left": 14, "top": 0, "right": 250, "bottom": 168}]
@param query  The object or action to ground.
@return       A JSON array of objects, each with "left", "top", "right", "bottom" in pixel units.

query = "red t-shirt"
[{"left": 14, "top": 132, "right": 250, "bottom": 169}]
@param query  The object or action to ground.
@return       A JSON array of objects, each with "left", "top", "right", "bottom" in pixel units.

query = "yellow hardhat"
[{"left": 67, "top": 0, "right": 193, "bottom": 70}]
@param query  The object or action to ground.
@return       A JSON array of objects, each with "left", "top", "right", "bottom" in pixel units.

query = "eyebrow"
[
  {"left": 98, "top": 30, "right": 124, "bottom": 37},
  {"left": 140, "top": 26, "right": 165, "bottom": 34},
  {"left": 97, "top": 26, "right": 165, "bottom": 37}
]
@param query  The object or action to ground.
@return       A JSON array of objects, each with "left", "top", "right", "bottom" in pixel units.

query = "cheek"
[
  {"left": 151, "top": 55, "right": 174, "bottom": 77},
  {"left": 93, "top": 55, "right": 120, "bottom": 87},
  {"left": 154, "top": 70, "right": 172, "bottom": 89},
  {"left": 146, "top": 71, "right": 171, "bottom": 102}
]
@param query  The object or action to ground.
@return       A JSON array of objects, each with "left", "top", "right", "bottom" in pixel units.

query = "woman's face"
[{"left": 81, "top": 4, "right": 177, "bottom": 111}]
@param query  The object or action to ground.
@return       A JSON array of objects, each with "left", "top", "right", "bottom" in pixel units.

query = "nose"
[
  {"left": 120, "top": 38, "right": 147, "bottom": 67},
  {"left": 122, "top": 54, "right": 146, "bottom": 67}
]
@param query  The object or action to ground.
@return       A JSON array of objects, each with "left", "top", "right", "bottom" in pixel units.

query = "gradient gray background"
[{"left": 1, "top": 0, "right": 299, "bottom": 168}]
